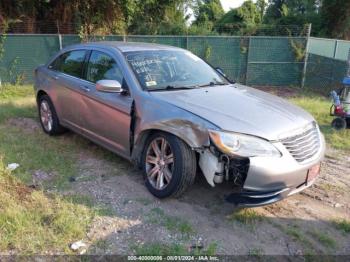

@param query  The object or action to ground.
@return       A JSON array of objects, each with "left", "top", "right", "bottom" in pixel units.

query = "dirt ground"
[
  {"left": 6, "top": 117, "right": 350, "bottom": 255},
  {"left": 73, "top": 146, "right": 350, "bottom": 255}
]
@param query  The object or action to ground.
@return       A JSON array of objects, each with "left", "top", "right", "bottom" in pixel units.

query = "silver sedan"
[{"left": 34, "top": 42, "right": 325, "bottom": 207}]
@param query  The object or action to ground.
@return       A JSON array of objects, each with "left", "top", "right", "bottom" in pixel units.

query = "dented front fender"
[{"left": 131, "top": 93, "right": 218, "bottom": 163}]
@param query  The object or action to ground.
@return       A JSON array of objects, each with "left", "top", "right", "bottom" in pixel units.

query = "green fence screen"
[
  {"left": 2, "top": 34, "right": 349, "bottom": 92},
  {"left": 306, "top": 37, "right": 350, "bottom": 92},
  {"left": 0, "top": 34, "right": 309, "bottom": 87}
]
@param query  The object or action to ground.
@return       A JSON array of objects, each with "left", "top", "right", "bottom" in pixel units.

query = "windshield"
[{"left": 124, "top": 50, "right": 228, "bottom": 90}]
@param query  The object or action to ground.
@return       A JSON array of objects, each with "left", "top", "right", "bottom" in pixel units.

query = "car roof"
[{"left": 70, "top": 41, "right": 184, "bottom": 53}]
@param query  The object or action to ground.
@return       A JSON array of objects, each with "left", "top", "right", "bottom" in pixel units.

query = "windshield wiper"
[
  {"left": 198, "top": 81, "right": 227, "bottom": 88},
  {"left": 148, "top": 82, "right": 227, "bottom": 92},
  {"left": 183, "top": 82, "right": 227, "bottom": 89},
  {"left": 148, "top": 85, "right": 196, "bottom": 91}
]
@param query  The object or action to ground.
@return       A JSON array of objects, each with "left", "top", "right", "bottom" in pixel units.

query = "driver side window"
[{"left": 86, "top": 51, "right": 123, "bottom": 84}]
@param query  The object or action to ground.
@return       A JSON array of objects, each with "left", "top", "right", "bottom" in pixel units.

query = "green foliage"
[
  {"left": 332, "top": 219, "right": 350, "bottom": 234},
  {"left": 216, "top": 1, "right": 262, "bottom": 35},
  {"left": 263, "top": 0, "right": 322, "bottom": 37},
  {"left": 321, "top": 0, "right": 350, "bottom": 40},
  {"left": 192, "top": 0, "right": 224, "bottom": 28},
  {"left": 124, "top": 0, "right": 191, "bottom": 35},
  {"left": 290, "top": 38, "right": 306, "bottom": 62},
  {"left": 227, "top": 208, "right": 264, "bottom": 224},
  {"left": 309, "top": 230, "right": 336, "bottom": 248},
  {"left": 0, "top": 0, "right": 349, "bottom": 38}
]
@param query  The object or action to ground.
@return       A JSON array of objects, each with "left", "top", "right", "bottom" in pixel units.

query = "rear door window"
[{"left": 49, "top": 50, "right": 87, "bottom": 78}]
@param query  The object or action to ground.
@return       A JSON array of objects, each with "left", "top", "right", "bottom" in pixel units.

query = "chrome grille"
[{"left": 281, "top": 123, "right": 320, "bottom": 163}]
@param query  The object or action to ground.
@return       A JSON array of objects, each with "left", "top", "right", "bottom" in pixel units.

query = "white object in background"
[
  {"left": 70, "top": 240, "right": 87, "bottom": 251},
  {"left": 6, "top": 163, "right": 20, "bottom": 171}
]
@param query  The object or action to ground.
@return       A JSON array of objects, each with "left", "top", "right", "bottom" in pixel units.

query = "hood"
[{"left": 149, "top": 84, "right": 315, "bottom": 141}]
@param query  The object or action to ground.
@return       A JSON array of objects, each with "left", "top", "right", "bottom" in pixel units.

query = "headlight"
[{"left": 209, "top": 130, "right": 281, "bottom": 158}]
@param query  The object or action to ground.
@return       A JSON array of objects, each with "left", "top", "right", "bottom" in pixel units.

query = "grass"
[
  {"left": 0, "top": 160, "right": 95, "bottom": 254},
  {"left": 63, "top": 194, "right": 115, "bottom": 216},
  {"left": 290, "top": 96, "right": 350, "bottom": 151},
  {"left": 0, "top": 84, "right": 35, "bottom": 99},
  {"left": 0, "top": 125, "right": 80, "bottom": 188},
  {"left": 227, "top": 208, "right": 264, "bottom": 225},
  {"left": 0, "top": 86, "right": 124, "bottom": 189},
  {"left": 0, "top": 85, "right": 119, "bottom": 254},
  {"left": 248, "top": 247, "right": 264, "bottom": 256},
  {"left": 271, "top": 222, "right": 315, "bottom": 254},
  {"left": 147, "top": 208, "right": 195, "bottom": 236},
  {"left": 0, "top": 85, "right": 36, "bottom": 124},
  {"left": 309, "top": 230, "right": 336, "bottom": 248},
  {"left": 332, "top": 219, "right": 350, "bottom": 234}
]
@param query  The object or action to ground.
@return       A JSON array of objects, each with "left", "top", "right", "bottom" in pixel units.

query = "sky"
[{"left": 220, "top": 0, "right": 256, "bottom": 12}]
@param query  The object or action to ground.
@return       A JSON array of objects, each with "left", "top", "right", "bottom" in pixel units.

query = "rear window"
[{"left": 49, "top": 50, "right": 87, "bottom": 78}]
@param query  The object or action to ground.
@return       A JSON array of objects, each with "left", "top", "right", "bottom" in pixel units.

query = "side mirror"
[
  {"left": 96, "top": 80, "right": 122, "bottom": 93},
  {"left": 215, "top": 67, "right": 226, "bottom": 77}
]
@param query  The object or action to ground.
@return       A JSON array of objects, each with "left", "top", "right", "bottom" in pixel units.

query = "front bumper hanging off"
[{"left": 226, "top": 177, "right": 317, "bottom": 207}]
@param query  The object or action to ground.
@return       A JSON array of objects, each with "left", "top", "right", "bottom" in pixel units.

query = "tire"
[
  {"left": 142, "top": 132, "right": 196, "bottom": 198},
  {"left": 331, "top": 117, "right": 347, "bottom": 130},
  {"left": 38, "top": 95, "right": 66, "bottom": 135}
]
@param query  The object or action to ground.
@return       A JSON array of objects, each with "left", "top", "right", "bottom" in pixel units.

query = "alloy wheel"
[
  {"left": 145, "top": 137, "right": 174, "bottom": 190},
  {"left": 40, "top": 100, "right": 53, "bottom": 132}
]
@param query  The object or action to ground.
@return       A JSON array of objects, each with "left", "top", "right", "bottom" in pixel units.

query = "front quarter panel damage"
[{"left": 131, "top": 94, "right": 218, "bottom": 165}]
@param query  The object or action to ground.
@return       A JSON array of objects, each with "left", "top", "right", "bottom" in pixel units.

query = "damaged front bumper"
[
  {"left": 226, "top": 176, "right": 317, "bottom": 207},
  {"left": 199, "top": 134, "right": 326, "bottom": 207}
]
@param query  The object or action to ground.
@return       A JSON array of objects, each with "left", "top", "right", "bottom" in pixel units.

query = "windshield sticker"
[{"left": 145, "top": 80, "right": 157, "bottom": 87}]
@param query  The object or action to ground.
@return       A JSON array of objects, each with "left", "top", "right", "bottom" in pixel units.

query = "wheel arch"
[
  {"left": 131, "top": 122, "right": 209, "bottom": 168},
  {"left": 36, "top": 90, "right": 48, "bottom": 104}
]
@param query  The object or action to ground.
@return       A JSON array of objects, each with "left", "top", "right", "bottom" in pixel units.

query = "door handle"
[
  {"left": 51, "top": 75, "right": 59, "bottom": 80},
  {"left": 80, "top": 86, "right": 90, "bottom": 92}
]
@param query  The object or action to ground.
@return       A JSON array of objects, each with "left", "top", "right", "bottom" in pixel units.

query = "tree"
[
  {"left": 321, "top": 0, "right": 350, "bottom": 40},
  {"left": 215, "top": 0, "right": 262, "bottom": 35},
  {"left": 0, "top": 0, "right": 192, "bottom": 35},
  {"left": 263, "top": 0, "right": 322, "bottom": 36},
  {"left": 190, "top": 0, "right": 224, "bottom": 33},
  {"left": 256, "top": 0, "right": 267, "bottom": 21},
  {"left": 192, "top": 0, "right": 224, "bottom": 24},
  {"left": 127, "top": 0, "right": 191, "bottom": 35}
]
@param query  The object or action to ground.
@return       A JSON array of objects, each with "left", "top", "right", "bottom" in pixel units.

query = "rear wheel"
[
  {"left": 142, "top": 132, "right": 196, "bottom": 198},
  {"left": 38, "top": 95, "right": 66, "bottom": 135}
]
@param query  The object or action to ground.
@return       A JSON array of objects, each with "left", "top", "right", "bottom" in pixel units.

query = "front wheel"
[{"left": 142, "top": 132, "right": 197, "bottom": 198}]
